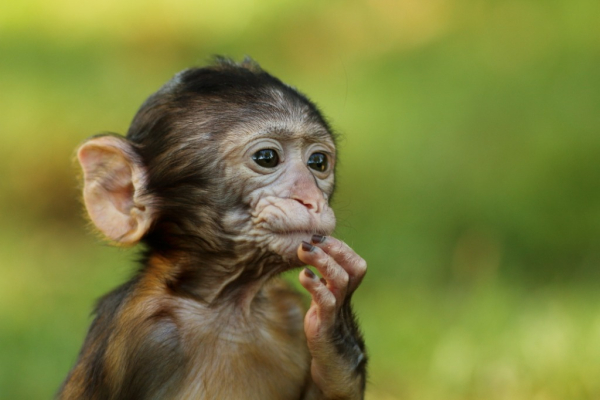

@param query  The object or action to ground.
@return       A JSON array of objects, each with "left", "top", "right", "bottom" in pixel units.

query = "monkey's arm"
[
  {"left": 298, "top": 236, "right": 367, "bottom": 400},
  {"left": 58, "top": 284, "right": 185, "bottom": 400}
]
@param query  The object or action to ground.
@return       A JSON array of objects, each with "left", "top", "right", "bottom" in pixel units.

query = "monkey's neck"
[{"left": 142, "top": 249, "right": 289, "bottom": 312}]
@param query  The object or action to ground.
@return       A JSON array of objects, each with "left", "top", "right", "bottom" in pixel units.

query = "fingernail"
[
  {"left": 304, "top": 267, "right": 316, "bottom": 279},
  {"left": 311, "top": 234, "right": 326, "bottom": 244},
  {"left": 301, "top": 241, "right": 315, "bottom": 252}
]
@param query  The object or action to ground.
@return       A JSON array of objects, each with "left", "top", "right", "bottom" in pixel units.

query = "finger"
[
  {"left": 298, "top": 242, "right": 349, "bottom": 302},
  {"left": 298, "top": 267, "right": 336, "bottom": 326},
  {"left": 309, "top": 236, "right": 367, "bottom": 293}
]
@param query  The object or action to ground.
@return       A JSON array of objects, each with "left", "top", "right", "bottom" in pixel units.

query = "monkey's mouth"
[
  {"left": 268, "top": 224, "right": 333, "bottom": 242},
  {"left": 252, "top": 206, "right": 336, "bottom": 261},
  {"left": 261, "top": 217, "right": 333, "bottom": 238},
  {"left": 272, "top": 229, "right": 329, "bottom": 236}
]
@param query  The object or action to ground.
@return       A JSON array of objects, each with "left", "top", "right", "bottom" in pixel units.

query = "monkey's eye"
[
  {"left": 252, "top": 149, "right": 280, "bottom": 168},
  {"left": 307, "top": 152, "right": 328, "bottom": 172}
]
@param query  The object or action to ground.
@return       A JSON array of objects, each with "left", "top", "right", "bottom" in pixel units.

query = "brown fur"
[
  {"left": 60, "top": 256, "right": 312, "bottom": 400},
  {"left": 59, "top": 59, "right": 366, "bottom": 400}
]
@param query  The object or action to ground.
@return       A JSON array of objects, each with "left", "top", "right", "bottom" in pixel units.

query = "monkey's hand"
[{"left": 297, "top": 235, "right": 367, "bottom": 400}]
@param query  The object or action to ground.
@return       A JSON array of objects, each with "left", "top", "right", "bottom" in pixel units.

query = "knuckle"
[
  {"left": 355, "top": 258, "right": 367, "bottom": 275},
  {"left": 338, "top": 272, "right": 349, "bottom": 287},
  {"left": 319, "top": 252, "right": 332, "bottom": 267},
  {"left": 323, "top": 296, "right": 336, "bottom": 310},
  {"left": 338, "top": 250, "right": 351, "bottom": 263},
  {"left": 319, "top": 292, "right": 336, "bottom": 310},
  {"left": 324, "top": 257, "right": 336, "bottom": 272}
]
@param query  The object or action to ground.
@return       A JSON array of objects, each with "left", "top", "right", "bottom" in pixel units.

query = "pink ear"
[{"left": 77, "top": 135, "right": 154, "bottom": 245}]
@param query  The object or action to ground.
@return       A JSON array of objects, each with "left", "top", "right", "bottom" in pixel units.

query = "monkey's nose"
[{"left": 293, "top": 197, "right": 316, "bottom": 211}]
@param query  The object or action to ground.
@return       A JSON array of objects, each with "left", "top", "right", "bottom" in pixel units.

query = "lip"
[{"left": 270, "top": 229, "right": 328, "bottom": 236}]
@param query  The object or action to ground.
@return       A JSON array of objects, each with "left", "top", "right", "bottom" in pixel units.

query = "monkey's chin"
[{"left": 267, "top": 231, "right": 324, "bottom": 267}]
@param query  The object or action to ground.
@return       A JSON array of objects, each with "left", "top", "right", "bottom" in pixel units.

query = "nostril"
[{"left": 293, "top": 197, "right": 315, "bottom": 210}]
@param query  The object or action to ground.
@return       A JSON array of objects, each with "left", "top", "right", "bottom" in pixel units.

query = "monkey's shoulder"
[{"left": 58, "top": 279, "right": 185, "bottom": 400}]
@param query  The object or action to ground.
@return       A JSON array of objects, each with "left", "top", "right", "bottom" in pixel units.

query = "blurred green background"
[{"left": 1, "top": 0, "right": 600, "bottom": 398}]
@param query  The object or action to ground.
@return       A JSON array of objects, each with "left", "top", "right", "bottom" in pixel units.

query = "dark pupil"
[
  {"left": 252, "top": 149, "right": 279, "bottom": 168},
  {"left": 307, "top": 152, "right": 328, "bottom": 172}
]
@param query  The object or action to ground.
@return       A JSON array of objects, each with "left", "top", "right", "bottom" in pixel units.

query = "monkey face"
[{"left": 221, "top": 120, "right": 336, "bottom": 265}]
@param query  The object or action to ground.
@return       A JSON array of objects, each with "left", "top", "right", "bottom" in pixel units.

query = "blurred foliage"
[{"left": 1, "top": 0, "right": 600, "bottom": 399}]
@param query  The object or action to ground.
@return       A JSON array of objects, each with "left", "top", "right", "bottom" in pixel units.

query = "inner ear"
[{"left": 77, "top": 135, "right": 154, "bottom": 245}]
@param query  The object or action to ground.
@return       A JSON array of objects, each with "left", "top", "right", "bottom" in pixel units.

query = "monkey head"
[{"left": 77, "top": 59, "right": 336, "bottom": 274}]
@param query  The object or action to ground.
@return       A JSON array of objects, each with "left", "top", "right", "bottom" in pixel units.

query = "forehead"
[
  {"left": 214, "top": 116, "right": 335, "bottom": 162},
  {"left": 176, "top": 78, "right": 336, "bottom": 150},
  {"left": 219, "top": 86, "right": 335, "bottom": 148},
  {"left": 234, "top": 119, "right": 334, "bottom": 144}
]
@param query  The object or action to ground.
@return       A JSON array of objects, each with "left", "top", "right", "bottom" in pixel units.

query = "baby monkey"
[{"left": 59, "top": 58, "right": 367, "bottom": 400}]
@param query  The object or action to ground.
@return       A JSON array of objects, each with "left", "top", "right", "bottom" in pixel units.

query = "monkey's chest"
[
  {"left": 187, "top": 343, "right": 309, "bottom": 399},
  {"left": 176, "top": 333, "right": 310, "bottom": 400},
  {"left": 175, "top": 306, "right": 311, "bottom": 400}
]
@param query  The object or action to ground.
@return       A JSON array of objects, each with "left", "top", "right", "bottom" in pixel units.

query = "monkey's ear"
[{"left": 77, "top": 135, "right": 154, "bottom": 245}]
